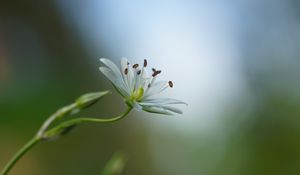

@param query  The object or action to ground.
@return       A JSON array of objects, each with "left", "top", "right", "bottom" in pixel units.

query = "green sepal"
[{"left": 42, "top": 122, "right": 78, "bottom": 140}]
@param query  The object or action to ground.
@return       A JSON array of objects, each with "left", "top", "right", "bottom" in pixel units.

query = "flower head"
[{"left": 99, "top": 58, "right": 187, "bottom": 115}]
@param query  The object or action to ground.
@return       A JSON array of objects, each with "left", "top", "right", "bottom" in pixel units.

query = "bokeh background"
[{"left": 1, "top": 0, "right": 300, "bottom": 175}]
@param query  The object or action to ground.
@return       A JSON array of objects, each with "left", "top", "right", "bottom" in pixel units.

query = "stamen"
[
  {"left": 152, "top": 68, "right": 156, "bottom": 72},
  {"left": 156, "top": 81, "right": 172, "bottom": 95},
  {"left": 127, "top": 62, "right": 130, "bottom": 65},
  {"left": 124, "top": 68, "right": 128, "bottom": 75},
  {"left": 144, "top": 59, "right": 148, "bottom": 67},
  {"left": 137, "top": 70, "right": 141, "bottom": 75},
  {"left": 133, "top": 64, "right": 139, "bottom": 69},
  {"left": 168, "top": 81, "right": 174, "bottom": 88},
  {"left": 143, "top": 76, "right": 157, "bottom": 99},
  {"left": 152, "top": 70, "right": 162, "bottom": 77}
]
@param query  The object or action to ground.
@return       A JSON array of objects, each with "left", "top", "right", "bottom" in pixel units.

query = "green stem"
[
  {"left": 0, "top": 107, "right": 132, "bottom": 175},
  {"left": 44, "top": 107, "right": 132, "bottom": 138},
  {"left": 0, "top": 136, "right": 41, "bottom": 175},
  {"left": 69, "top": 106, "right": 132, "bottom": 123}
]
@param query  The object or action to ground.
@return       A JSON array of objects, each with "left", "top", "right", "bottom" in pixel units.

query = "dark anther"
[
  {"left": 137, "top": 70, "right": 142, "bottom": 75},
  {"left": 124, "top": 68, "right": 128, "bottom": 75},
  {"left": 152, "top": 68, "right": 156, "bottom": 72},
  {"left": 152, "top": 70, "right": 161, "bottom": 77},
  {"left": 144, "top": 59, "right": 148, "bottom": 67},
  {"left": 168, "top": 81, "right": 173, "bottom": 88},
  {"left": 127, "top": 62, "right": 130, "bottom": 65},
  {"left": 133, "top": 64, "right": 139, "bottom": 69}
]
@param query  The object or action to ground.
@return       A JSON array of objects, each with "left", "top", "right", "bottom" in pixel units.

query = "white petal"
[
  {"left": 143, "top": 76, "right": 156, "bottom": 98},
  {"left": 100, "top": 58, "right": 132, "bottom": 94},
  {"left": 127, "top": 66, "right": 135, "bottom": 92},
  {"left": 99, "top": 67, "right": 129, "bottom": 97},
  {"left": 142, "top": 67, "right": 149, "bottom": 79},
  {"left": 99, "top": 58, "right": 122, "bottom": 77},
  {"left": 143, "top": 81, "right": 168, "bottom": 98},
  {"left": 140, "top": 98, "right": 188, "bottom": 106},
  {"left": 131, "top": 68, "right": 139, "bottom": 91},
  {"left": 141, "top": 105, "right": 173, "bottom": 115},
  {"left": 99, "top": 67, "right": 119, "bottom": 85},
  {"left": 120, "top": 57, "right": 131, "bottom": 92},
  {"left": 120, "top": 57, "right": 129, "bottom": 68},
  {"left": 120, "top": 57, "right": 135, "bottom": 92},
  {"left": 140, "top": 69, "right": 150, "bottom": 89},
  {"left": 136, "top": 60, "right": 148, "bottom": 90},
  {"left": 160, "top": 106, "right": 183, "bottom": 114}
]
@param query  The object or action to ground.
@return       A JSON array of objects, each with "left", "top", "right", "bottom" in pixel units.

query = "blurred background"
[{"left": 1, "top": 0, "right": 300, "bottom": 174}]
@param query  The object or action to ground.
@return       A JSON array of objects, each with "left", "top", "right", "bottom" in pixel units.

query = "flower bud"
[{"left": 75, "top": 91, "right": 111, "bottom": 109}]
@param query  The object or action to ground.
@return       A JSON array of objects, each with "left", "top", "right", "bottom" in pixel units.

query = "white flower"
[{"left": 99, "top": 58, "right": 187, "bottom": 115}]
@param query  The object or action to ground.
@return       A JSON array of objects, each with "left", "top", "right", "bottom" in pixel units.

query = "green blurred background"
[{"left": 1, "top": 0, "right": 300, "bottom": 175}]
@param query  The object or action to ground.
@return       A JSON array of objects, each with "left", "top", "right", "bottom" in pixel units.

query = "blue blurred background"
[{"left": 1, "top": 0, "right": 300, "bottom": 174}]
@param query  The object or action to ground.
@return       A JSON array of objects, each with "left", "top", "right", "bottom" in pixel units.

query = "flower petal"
[
  {"left": 140, "top": 98, "right": 188, "bottom": 106},
  {"left": 143, "top": 81, "right": 168, "bottom": 98},
  {"left": 120, "top": 57, "right": 129, "bottom": 69},
  {"left": 100, "top": 58, "right": 132, "bottom": 94},
  {"left": 160, "top": 105, "right": 183, "bottom": 114},
  {"left": 120, "top": 57, "right": 131, "bottom": 92},
  {"left": 100, "top": 58, "right": 123, "bottom": 77},
  {"left": 99, "top": 67, "right": 129, "bottom": 97},
  {"left": 127, "top": 67, "right": 135, "bottom": 92},
  {"left": 142, "top": 106, "right": 173, "bottom": 115},
  {"left": 99, "top": 67, "right": 119, "bottom": 84}
]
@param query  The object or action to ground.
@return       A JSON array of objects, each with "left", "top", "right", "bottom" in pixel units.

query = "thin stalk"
[
  {"left": 44, "top": 107, "right": 132, "bottom": 137},
  {"left": 0, "top": 136, "right": 41, "bottom": 175},
  {"left": 0, "top": 107, "right": 132, "bottom": 175},
  {"left": 64, "top": 106, "right": 132, "bottom": 124}
]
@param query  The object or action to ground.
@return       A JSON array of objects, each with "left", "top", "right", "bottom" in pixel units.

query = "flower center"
[{"left": 131, "top": 87, "right": 144, "bottom": 102}]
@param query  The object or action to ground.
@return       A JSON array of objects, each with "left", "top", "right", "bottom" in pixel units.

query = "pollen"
[
  {"left": 133, "top": 64, "right": 139, "bottom": 69},
  {"left": 152, "top": 70, "right": 162, "bottom": 77},
  {"left": 144, "top": 59, "right": 148, "bottom": 67},
  {"left": 168, "top": 81, "right": 173, "bottom": 88},
  {"left": 124, "top": 68, "right": 128, "bottom": 75}
]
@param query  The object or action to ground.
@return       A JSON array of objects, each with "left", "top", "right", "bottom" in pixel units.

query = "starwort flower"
[{"left": 99, "top": 58, "right": 187, "bottom": 115}]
